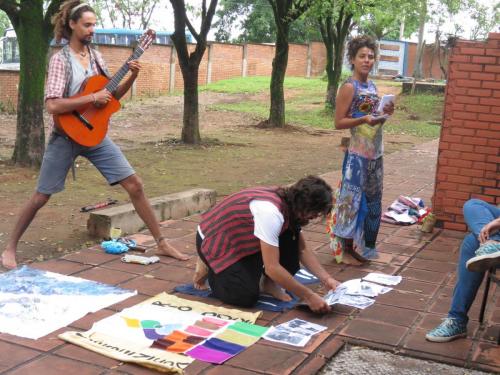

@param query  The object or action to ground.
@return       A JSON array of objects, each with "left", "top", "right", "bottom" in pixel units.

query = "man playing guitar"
[{"left": 1, "top": 0, "right": 188, "bottom": 269}]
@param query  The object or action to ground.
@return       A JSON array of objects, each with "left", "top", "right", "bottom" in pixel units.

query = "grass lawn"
[{"left": 203, "top": 76, "right": 443, "bottom": 138}]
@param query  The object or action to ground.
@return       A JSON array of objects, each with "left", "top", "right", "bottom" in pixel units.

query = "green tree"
[
  {"left": 358, "top": 2, "right": 419, "bottom": 41},
  {"left": 214, "top": 0, "right": 320, "bottom": 44},
  {"left": 468, "top": 1, "right": 499, "bottom": 40},
  {"left": 265, "top": 0, "right": 312, "bottom": 128},
  {"left": 0, "top": 0, "right": 64, "bottom": 167},
  {"left": 89, "top": 0, "right": 161, "bottom": 29},
  {"left": 313, "top": 0, "right": 355, "bottom": 109},
  {"left": 169, "top": 0, "right": 217, "bottom": 144},
  {"left": 0, "top": 11, "right": 9, "bottom": 35},
  {"left": 412, "top": 0, "right": 466, "bottom": 79}
]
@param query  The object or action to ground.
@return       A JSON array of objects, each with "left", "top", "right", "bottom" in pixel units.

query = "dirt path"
[{"left": 0, "top": 89, "right": 433, "bottom": 267}]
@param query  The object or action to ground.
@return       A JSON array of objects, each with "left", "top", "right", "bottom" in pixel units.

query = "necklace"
[{"left": 70, "top": 46, "right": 87, "bottom": 58}]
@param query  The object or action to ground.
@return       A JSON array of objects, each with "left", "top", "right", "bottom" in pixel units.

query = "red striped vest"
[{"left": 199, "top": 187, "right": 289, "bottom": 273}]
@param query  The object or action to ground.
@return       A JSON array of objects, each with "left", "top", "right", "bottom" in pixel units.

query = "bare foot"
[
  {"left": 260, "top": 275, "right": 292, "bottom": 302},
  {"left": 341, "top": 250, "right": 362, "bottom": 266},
  {"left": 193, "top": 257, "right": 209, "bottom": 290},
  {"left": 1, "top": 248, "right": 17, "bottom": 269},
  {"left": 156, "top": 239, "right": 190, "bottom": 261},
  {"left": 344, "top": 246, "right": 369, "bottom": 264}
]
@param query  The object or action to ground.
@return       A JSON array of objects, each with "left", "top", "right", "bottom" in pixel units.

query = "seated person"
[
  {"left": 192, "top": 176, "right": 340, "bottom": 314},
  {"left": 426, "top": 199, "right": 500, "bottom": 342}
]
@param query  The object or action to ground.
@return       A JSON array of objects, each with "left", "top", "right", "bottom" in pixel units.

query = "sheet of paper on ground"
[
  {"left": 322, "top": 273, "right": 401, "bottom": 310},
  {"left": 263, "top": 318, "right": 327, "bottom": 347},
  {"left": 60, "top": 292, "right": 262, "bottom": 373},
  {"left": 0, "top": 266, "right": 136, "bottom": 340}
]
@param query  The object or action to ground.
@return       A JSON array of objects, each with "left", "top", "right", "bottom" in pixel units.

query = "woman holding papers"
[{"left": 329, "top": 35, "right": 394, "bottom": 262}]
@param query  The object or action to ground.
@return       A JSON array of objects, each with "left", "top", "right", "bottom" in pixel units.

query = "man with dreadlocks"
[
  {"left": 192, "top": 175, "right": 340, "bottom": 313},
  {"left": 1, "top": 0, "right": 188, "bottom": 269}
]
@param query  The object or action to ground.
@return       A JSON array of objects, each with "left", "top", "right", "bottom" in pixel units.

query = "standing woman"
[{"left": 329, "top": 35, "right": 394, "bottom": 262}]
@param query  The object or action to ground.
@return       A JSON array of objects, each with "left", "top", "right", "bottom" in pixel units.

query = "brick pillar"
[
  {"left": 432, "top": 32, "right": 500, "bottom": 231},
  {"left": 169, "top": 46, "right": 176, "bottom": 94},
  {"left": 206, "top": 43, "right": 213, "bottom": 84},
  {"left": 242, "top": 44, "right": 248, "bottom": 77}
]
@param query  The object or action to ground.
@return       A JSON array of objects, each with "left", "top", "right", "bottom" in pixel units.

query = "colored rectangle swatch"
[
  {"left": 186, "top": 345, "right": 233, "bottom": 364},
  {"left": 216, "top": 329, "right": 260, "bottom": 346},
  {"left": 229, "top": 321, "right": 269, "bottom": 337},
  {"left": 202, "top": 338, "right": 245, "bottom": 355},
  {"left": 184, "top": 325, "right": 212, "bottom": 337}
]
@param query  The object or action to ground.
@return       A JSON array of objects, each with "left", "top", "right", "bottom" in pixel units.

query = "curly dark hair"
[
  {"left": 52, "top": 0, "right": 95, "bottom": 43},
  {"left": 346, "top": 35, "right": 378, "bottom": 71},
  {"left": 277, "top": 176, "right": 333, "bottom": 223}
]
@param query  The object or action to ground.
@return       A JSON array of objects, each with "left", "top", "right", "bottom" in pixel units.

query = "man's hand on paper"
[
  {"left": 323, "top": 276, "right": 340, "bottom": 292},
  {"left": 305, "top": 292, "right": 330, "bottom": 314}
]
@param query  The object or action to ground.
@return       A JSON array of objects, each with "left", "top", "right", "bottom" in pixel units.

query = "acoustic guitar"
[{"left": 54, "top": 29, "right": 156, "bottom": 147}]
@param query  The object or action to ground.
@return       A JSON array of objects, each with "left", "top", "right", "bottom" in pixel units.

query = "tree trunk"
[
  {"left": 412, "top": 0, "right": 427, "bottom": 79},
  {"left": 180, "top": 64, "right": 201, "bottom": 144},
  {"left": 268, "top": 25, "right": 289, "bottom": 128},
  {"left": 326, "top": 38, "right": 345, "bottom": 109},
  {"left": 12, "top": 4, "right": 48, "bottom": 167},
  {"left": 325, "top": 42, "right": 336, "bottom": 108}
]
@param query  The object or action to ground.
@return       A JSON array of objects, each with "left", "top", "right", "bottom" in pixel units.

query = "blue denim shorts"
[{"left": 37, "top": 133, "right": 135, "bottom": 195}]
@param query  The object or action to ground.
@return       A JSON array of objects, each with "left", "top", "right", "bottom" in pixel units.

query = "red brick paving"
[{"left": 1, "top": 140, "right": 498, "bottom": 374}]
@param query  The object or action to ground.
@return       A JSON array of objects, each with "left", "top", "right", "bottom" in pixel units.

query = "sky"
[{"left": 4, "top": 1, "right": 495, "bottom": 42}]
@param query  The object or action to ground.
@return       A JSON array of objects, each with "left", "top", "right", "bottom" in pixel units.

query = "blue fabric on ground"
[
  {"left": 174, "top": 284, "right": 299, "bottom": 312},
  {"left": 174, "top": 268, "right": 318, "bottom": 312}
]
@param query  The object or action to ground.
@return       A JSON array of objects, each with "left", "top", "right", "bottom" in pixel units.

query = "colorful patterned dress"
[{"left": 328, "top": 78, "right": 384, "bottom": 261}]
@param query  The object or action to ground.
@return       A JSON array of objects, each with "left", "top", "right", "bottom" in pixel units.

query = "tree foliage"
[
  {"left": 0, "top": 10, "right": 10, "bottom": 36},
  {"left": 468, "top": 0, "right": 499, "bottom": 40},
  {"left": 214, "top": 0, "right": 320, "bottom": 43},
  {"left": 412, "top": 0, "right": 470, "bottom": 79},
  {"left": 357, "top": 1, "right": 420, "bottom": 41},
  {"left": 89, "top": 0, "right": 161, "bottom": 29},
  {"left": 0, "top": 0, "right": 64, "bottom": 166}
]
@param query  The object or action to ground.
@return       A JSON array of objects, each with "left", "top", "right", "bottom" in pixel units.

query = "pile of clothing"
[{"left": 381, "top": 195, "right": 431, "bottom": 225}]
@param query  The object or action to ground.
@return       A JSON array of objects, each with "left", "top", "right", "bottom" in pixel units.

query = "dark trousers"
[{"left": 196, "top": 227, "right": 301, "bottom": 307}]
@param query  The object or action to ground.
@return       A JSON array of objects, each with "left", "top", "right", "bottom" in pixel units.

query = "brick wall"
[
  {"left": 210, "top": 43, "right": 243, "bottom": 82},
  {"left": 432, "top": 32, "right": 500, "bottom": 231},
  {"left": 0, "top": 40, "right": 327, "bottom": 108},
  {"left": 406, "top": 42, "right": 447, "bottom": 79},
  {"left": 246, "top": 43, "right": 275, "bottom": 76},
  {"left": 0, "top": 70, "right": 18, "bottom": 110},
  {"left": 287, "top": 43, "right": 309, "bottom": 76},
  {"left": 310, "top": 42, "right": 327, "bottom": 76}
]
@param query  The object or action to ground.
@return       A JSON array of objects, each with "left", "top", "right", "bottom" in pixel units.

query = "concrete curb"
[{"left": 87, "top": 188, "right": 216, "bottom": 238}]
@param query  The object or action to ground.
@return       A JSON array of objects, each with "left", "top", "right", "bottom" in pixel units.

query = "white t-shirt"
[{"left": 197, "top": 200, "right": 284, "bottom": 247}]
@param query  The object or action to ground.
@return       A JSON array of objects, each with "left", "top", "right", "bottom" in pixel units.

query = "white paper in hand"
[{"left": 377, "top": 94, "right": 395, "bottom": 114}]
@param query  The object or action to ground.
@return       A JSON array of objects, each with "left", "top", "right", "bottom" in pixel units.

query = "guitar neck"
[{"left": 105, "top": 46, "right": 145, "bottom": 93}]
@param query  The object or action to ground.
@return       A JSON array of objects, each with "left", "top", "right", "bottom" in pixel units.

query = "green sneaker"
[
  {"left": 466, "top": 241, "right": 500, "bottom": 273},
  {"left": 425, "top": 318, "right": 467, "bottom": 342}
]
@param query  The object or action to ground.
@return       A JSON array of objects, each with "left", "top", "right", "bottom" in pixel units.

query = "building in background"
[{"left": 0, "top": 28, "right": 192, "bottom": 67}]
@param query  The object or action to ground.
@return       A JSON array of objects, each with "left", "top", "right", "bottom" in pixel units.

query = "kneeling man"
[{"left": 193, "top": 176, "right": 339, "bottom": 314}]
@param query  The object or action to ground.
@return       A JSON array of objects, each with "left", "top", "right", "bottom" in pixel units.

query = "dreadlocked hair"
[
  {"left": 277, "top": 176, "right": 333, "bottom": 221},
  {"left": 52, "top": 0, "right": 95, "bottom": 43}
]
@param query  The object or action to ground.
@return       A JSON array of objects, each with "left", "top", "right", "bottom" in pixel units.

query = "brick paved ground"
[{"left": 0, "top": 139, "right": 498, "bottom": 374}]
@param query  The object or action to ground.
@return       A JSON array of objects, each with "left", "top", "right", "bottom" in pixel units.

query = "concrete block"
[{"left": 87, "top": 188, "right": 216, "bottom": 238}]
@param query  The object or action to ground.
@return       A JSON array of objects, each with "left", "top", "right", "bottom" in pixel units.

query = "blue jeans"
[{"left": 448, "top": 199, "right": 500, "bottom": 324}]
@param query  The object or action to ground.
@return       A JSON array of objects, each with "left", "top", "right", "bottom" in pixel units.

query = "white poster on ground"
[{"left": 0, "top": 266, "right": 136, "bottom": 339}]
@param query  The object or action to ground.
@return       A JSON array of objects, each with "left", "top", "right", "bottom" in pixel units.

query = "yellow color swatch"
[{"left": 216, "top": 329, "right": 259, "bottom": 347}]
